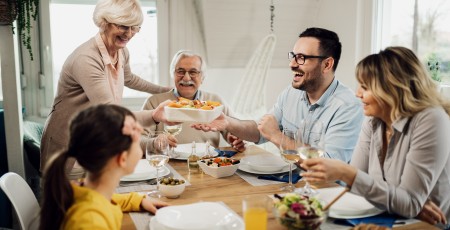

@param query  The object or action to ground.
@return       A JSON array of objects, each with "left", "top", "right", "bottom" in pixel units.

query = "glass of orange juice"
[{"left": 242, "top": 195, "right": 272, "bottom": 230}]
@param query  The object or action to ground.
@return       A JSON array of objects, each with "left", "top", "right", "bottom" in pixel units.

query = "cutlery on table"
[{"left": 119, "top": 179, "right": 157, "bottom": 187}]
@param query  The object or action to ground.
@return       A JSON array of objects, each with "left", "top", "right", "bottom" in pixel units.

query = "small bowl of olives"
[{"left": 158, "top": 177, "right": 186, "bottom": 199}]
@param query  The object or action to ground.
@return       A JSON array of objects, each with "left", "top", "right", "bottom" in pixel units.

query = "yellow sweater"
[{"left": 62, "top": 184, "right": 144, "bottom": 230}]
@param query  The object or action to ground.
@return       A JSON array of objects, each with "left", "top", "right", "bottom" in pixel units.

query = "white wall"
[
  {"left": 202, "top": 68, "right": 292, "bottom": 112},
  {"left": 194, "top": 0, "right": 376, "bottom": 113},
  {"left": 171, "top": 0, "right": 376, "bottom": 114}
]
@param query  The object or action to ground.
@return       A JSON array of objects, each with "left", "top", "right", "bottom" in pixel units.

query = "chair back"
[{"left": 0, "top": 172, "right": 40, "bottom": 230}]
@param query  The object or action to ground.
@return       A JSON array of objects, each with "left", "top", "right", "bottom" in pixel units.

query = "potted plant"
[
  {"left": 0, "top": 0, "right": 39, "bottom": 60},
  {"left": 427, "top": 53, "right": 441, "bottom": 83}
]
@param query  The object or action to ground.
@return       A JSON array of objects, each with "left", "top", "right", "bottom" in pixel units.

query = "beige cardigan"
[{"left": 40, "top": 35, "right": 167, "bottom": 172}]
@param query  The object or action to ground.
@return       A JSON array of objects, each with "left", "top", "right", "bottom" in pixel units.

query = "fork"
[{"left": 119, "top": 179, "right": 157, "bottom": 187}]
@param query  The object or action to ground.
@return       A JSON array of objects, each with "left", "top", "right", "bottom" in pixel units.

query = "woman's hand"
[
  {"left": 152, "top": 100, "right": 179, "bottom": 126},
  {"left": 417, "top": 199, "right": 447, "bottom": 226},
  {"left": 140, "top": 197, "right": 169, "bottom": 214},
  {"left": 300, "top": 158, "right": 357, "bottom": 185}
]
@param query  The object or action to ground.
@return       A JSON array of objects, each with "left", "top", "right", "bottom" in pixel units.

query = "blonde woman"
[
  {"left": 301, "top": 47, "right": 450, "bottom": 227},
  {"left": 41, "top": 0, "right": 171, "bottom": 180}
]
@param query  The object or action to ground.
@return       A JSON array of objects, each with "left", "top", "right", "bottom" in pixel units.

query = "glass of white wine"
[
  {"left": 296, "top": 119, "right": 324, "bottom": 197},
  {"left": 279, "top": 129, "right": 299, "bottom": 192},
  {"left": 146, "top": 131, "right": 170, "bottom": 198},
  {"left": 164, "top": 124, "right": 182, "bottom": 158}
]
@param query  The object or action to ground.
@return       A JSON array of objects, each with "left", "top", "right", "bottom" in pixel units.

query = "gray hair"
[
  {"left": 169, "top": 50, "right": 207, "bottom": 80},
  {"left": 93, "top": 0, "right": 144, "bottom": 31}
]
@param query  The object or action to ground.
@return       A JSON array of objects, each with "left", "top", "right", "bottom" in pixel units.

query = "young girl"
[{"left": 39, "top": 104, "right": 168, "bottom": 229}]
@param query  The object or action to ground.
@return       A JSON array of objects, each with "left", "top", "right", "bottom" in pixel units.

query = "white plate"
[
  {"left": 241, "top": 155, "right": 288, "bottom": 172},
  {"left": 328, "top": 210, "right": 385, "bottom": 219},
  {"left": 120, "top": 161, "right": 170, "bottom": 182},
  {"left": 154, "top": 202, "right": 244, "bottom": 230},
  {"left": 173, "top": 143, "right": 217, "bottom": 160},
  {"left": 317, "top": 187, "right": 384, "bottom": 219},
  {"left": 150, "top": 217, "right": 171, "bottom": 230},
  {"left": 165, "top": 105, "right": 223, "bottom": 123},
  {"left": 238, "top": 163, "right": 297, "bottom": 175}
]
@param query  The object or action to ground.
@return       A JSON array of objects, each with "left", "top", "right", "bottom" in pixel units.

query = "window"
[
  {"left": 377, "top": 0, "right": 450, "bottom": 84},
  {"left": 48, "top": 0, "right": 158, "bottom": 98}
]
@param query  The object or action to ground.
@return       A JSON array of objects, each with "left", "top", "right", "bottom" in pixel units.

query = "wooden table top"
[{"left": 121, "top": 145, "right": 437, "bottom": 230}]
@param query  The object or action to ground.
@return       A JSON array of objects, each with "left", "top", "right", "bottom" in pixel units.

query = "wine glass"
[
  {"left": 163, "top": 123, "right": 182, "bottom": 158},
  {"left": 296, "top": 120, "right": 324, "bottom": 197},
  {"left": 146, "top": 131, "right": 170, "bottom": 198},
  {"left": 279, "top": 129, "right": 299, "bottom": 192}
]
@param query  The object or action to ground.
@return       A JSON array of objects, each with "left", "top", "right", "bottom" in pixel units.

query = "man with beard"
[
  {"left": 193, "top": 27, "right": 363, "bottom": 163},
  {"left": 141, "top": 50, "right": 245, "bottom": 151}
]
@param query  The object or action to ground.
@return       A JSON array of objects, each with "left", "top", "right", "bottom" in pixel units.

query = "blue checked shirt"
[{"left": 258, "top": 78, "right": 363, "bottom": 163}]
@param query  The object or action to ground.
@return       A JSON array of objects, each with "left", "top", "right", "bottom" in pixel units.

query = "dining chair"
[{"left": 0, "top": 172, "right": 40, "bottom": 230}]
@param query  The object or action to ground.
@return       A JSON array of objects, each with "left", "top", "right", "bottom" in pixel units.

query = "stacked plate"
[
  {"left": 120, "top": 159, "right": 170, "bottom": 182},
  {"left": 150, "top": 202, "right": 244, "bottom": 230},
  {"left": 239, "top": 155, "right": 296, "bottom": 174}
]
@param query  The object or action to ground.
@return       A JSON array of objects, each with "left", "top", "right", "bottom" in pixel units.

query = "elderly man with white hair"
[{"left": 141, "top": 50, "right": 245, "bottom": 151}]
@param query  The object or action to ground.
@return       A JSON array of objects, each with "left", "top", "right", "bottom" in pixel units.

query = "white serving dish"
[
  {"left": 154, "top": 202, "right": 244, "bottom": 230},
  {"left": 241, "top": 155, "right": 288, "bottom": 173},
  {"left": 198, "top": 158, "right": 240, "bottom": 178},
  {"left": 165, "top": 105, "right": 223, "bottom": 123},
  {"left": 159, "top": 182, "right": 186, "bottom": 199}
]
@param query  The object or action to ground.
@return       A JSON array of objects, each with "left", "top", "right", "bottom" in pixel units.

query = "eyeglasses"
[
  {"left": 112, "top": 23, "right": 141, "bottom": 33},
  {"left": 288, "top": 52, "right": 328, "bottom": 65},
  {"left": 175, "top": 69, "right": 201, "bottom": 79}
]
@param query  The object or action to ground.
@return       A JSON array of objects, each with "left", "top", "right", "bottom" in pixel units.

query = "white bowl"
[
  {"left": 159, "top": 181, "right": 186, "bottom": 198},
  {"left": 198, "top": 157, "right": 240, "bottom": 178},
  {"left": 165, "top": 105, "right": 223, "bottom": 123},
  {"left": 243, "top": 155, "right": 288, "bottom": 172}
]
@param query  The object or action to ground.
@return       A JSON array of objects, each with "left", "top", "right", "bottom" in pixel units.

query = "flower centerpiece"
[{"left": 274, "top": 193, "right": 327, "bottom": 230}]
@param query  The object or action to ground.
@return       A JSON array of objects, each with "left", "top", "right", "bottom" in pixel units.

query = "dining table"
[{"left": 121, "top": 145, "right": 438, "bottom": 230}]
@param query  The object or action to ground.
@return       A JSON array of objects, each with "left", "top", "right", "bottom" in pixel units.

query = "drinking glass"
[
  {"left": 296, "top": 119, "right": 324, "bottom": 197},
  {"left": 163, "top": 123, "right": 182, "bottom": 158},
  {"left": 146, "top": 131, "right": 170, "bottom": 198},
  {"left": 279, "top": 129, "right": 299, "bottom": 192},
  {"left": 242, "top": 195, "right": 272, "bottom": 230}
]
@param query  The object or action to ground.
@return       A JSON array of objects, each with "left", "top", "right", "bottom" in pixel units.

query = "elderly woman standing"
[
  {"left": 301, "top": 47, "right": 450, "bottom": 227},
  {"left": 41, "top": 0, "right": 171, "bottom": 180}
]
